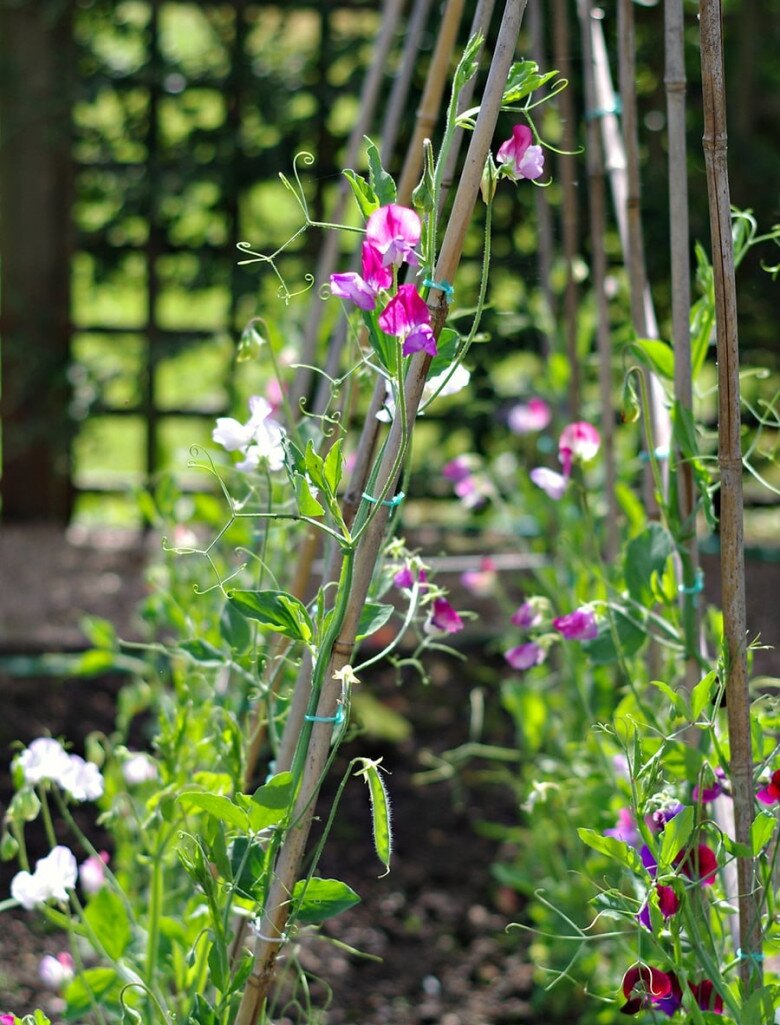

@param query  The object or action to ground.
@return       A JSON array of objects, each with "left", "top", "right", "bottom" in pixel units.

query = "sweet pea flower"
[
  {"left": 393, "top": 565, "right": 427, "bottom": 591},
  {"left": 552, "top": 607, "right": 598, "bottom": 641},
  {"left": 689, "top": 980, "right": 724, "bottom": 1014},
  {"left": 61, "top": 755, "right": 104, "bottom": 802},
  {"left": 674, "top": 843, "right": 718, "bottom": 886},
  {"left": 511, "top": 600, "right": 543, "bottom": 629},
  {"left": 559, "top": 421, "right": 601, "bottom": 476},
  {"left": 365, "top": 204, "right": 421, "bottom": 267},
  {"left": 378, "top": 284, "right": 436, "bottom": 357},
  {"left": 504, "top": 642, "right": 545, "bottom": 671},
  {"left": 757, "top": 768, "right": 780, "bottom": 805},
  {"left": 122, "top": 752, "right": 158, "bottom": 786},
  {"left": 619, "top": 964, "right": 676, "bottom": 1016},
  {"left": 507, "top": 397, "right": 552, "bottom": 434},
  {"left": 637, "top": 883, "right": 680, "bottom": 931},
  {"left": 39, "top": 951, "right": 75, "bottom": 990},
  {"left": 427, "top": 597, "right": 464, "bottom": 634},
  {"left": 529, "top": 466, "right": 568, "bottom": 500},
  {"left": 647, "top": 802, "right": 685, "bottom": 833},
  {"left": 11, "top": 845, "right": 78, "bottom": 910},
  {"left": 604, "top": 808, "right": 641, "bottom": 849},
  {"left": 213, "top": 396, "right": 285, "bottom": 472},
  {"left": 461, "top": 556, "right": 497, "bottom": 597},
  {"left": 496, "top": 124, "right": 545, "bottom": 181},
  {"left": 330, "top": 241, "right": 393, "bottom": 311},
  {"left": 79, "top": 851, "right": 109, "bottom": 895},
  {"left": 442, "top": 456, "right": 473, "bottom": 484},
  {"left": 693, "top": 766, "right": 726, "bottom": 803},
  {"left": 377, "top": 364, "right": 470, "bottom": 423},
  {"left": 2, "top": 1015, "right": 16, "bottom": 1025},
  {"left": 17, "top": 738, "right": 104, "bottom": 803}
]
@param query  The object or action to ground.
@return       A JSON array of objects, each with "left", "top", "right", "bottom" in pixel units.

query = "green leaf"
[
  {"left": 79, "top": 615, "right": 117, "bottom": 650},
  {"left": 291, "top": 877, "right": 361, "bottom": 924},
  {"left": 323, "top": 438, "right": 344, "bottom": 494},
  {"left": 501, "top": 60, "right": 559, "bottom": 103},
  {"left": 659, "top": 806, "right": 695, "bottom": 866},
  {"left": 179, "top": 639, "right": 225, "bottom": 665},
  {"left": 583, "top": 609, "right": 647, "bottom": 664},
  {"left": 577, "top": 828, "right": 644, "bottom": 873},
  {"left": 230, "top": 837, "right": 267, "bottom": 900},
  {"left": 751, "top": 811, "right": 776, "bottom": 854},
  {"left": 295, "top": 474, "right": 325, "bottom": 517},
  {"left": 177, "top": 792, "right": 248, "bottom": 831},
  {"left": 187, "top": 995, "right": 219, "bottom": 1025},
  {"left": 624, "top": 523, "right": 675, "bottom": 605},
  {"left": 357, "top": 759, "right": 392, "bottom": 874},
  {"left": 342, "top": 169, "right": 379, "bottom": 218},
  {"left": 690, "top": 671, "right": 718, "bottom": 720},
  {"left": 427, "top": 327, "right": 462, "bottom": 378},
  {"left": 364, "top": 137, "right": 396, "bottom": 205},
  {"left": 84, "top": 888, "right": 132, "bottom": 961},
  {"left": 650, "top": 679, "right": 689, "bottom": 718},
  {"left": 64, "top": 968, "right": 120, "bottom": 1018},
  {"left": 228, "top": 589, "right": 313, "bottom": 643},
  {"left": 355, "top": 602, "right": 394, "bottom": 641},
  {"left": 219, "top": 599, "right": 252, "bottom": 653},
  {"left": 630, "top": 338, "right": 675, "bottom": 380},
  {"left": 245, "top": 771, "right": 294, "bottom": 831}
]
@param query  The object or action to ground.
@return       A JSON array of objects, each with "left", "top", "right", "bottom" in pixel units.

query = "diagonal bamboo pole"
[
  {"left": 699, "top": 0, "right": 762, "bottom": 994},
  {"left": 579, "top": 0, "right": 618, "bottom": 561},
  {"left": 289, "top": 0, "right": 406, "bottom": 412},
  {"left": 552, "top": 0, "right": 580, "bottom": 418},
  {"left": 233, "top": 6, "right": 526, "bottom": 1021}
]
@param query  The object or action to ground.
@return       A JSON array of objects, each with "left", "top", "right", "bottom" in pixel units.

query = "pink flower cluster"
[
  {"left": 442, "top": 456, "right": 490, "bottom": 510},
  {"left": 502, "top": 596, "right": 599, "bottom": 673},
  {"left": 330, "top": 204, "right": 437, "bottom": 358},
  {"left": 530, "top": 420, "right": 601, "bottom": 500}
]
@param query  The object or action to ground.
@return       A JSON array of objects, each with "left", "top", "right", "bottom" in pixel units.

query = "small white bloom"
[
  {"left": 212, "top": 416, "right": 255, "bottom": 452},
  {"left": 39, "top": 952, "right": 75, "bottom": 990},
  {"left": 11, "top": 845, "right": 78, "bottom": 909},
  {"left": 377, "top": 365, "right": 470, "bottom": 423},
  {"left": 17, "top": 738, "right": 71, "bottom": 786},
  {"left": 61, "top": 755, "right": 104, "bottom": 802},
  {"left": 122, "top": 752, "right": 158, "bottom": 786},
  {"left": 333, "top": 665, "right": 360, "bottom": 688},
  {"left": 213, "top": 396, "right": 286, "bottom": 472},
  {"left": 79, "top": 851, "right": 109, "bottom": 895}
]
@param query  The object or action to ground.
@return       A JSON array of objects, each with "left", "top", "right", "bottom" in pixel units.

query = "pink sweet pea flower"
[
  {"left": 693, "top": 766, "right": 726, "bottom": 803},
  {"left": 428, "top": 598, "right": 464, "bottom": 634},
  {"left": 507, "top": 397, "right": 552, "bottom": 434},
  {"left": 504, "top": 642, "right": 545, "bottom": 671},
  {"left": 365, "top": 204, "right": 421, "bottom": 267},
  {"left": 2, "top": 1015, "right": 16, "bottom": 1025},
  {"left": 496, "top": 124, "right": 545, "bottom": 181},
  {"left": 757, "top": 768, "right": 780, "bottom": 805},
  {"left": 461, "top": 557, "right": 497, "bottom": 597},
  {"left": 79, "top": 850, "right": 109, "bottom": 895},
  {"left": 558, "top": 421, "right": 600, "bottom": 476},
  {"left": 552, "top": 607, "right": 598, "bottom": 641},
  {"left": 604, "top": 808, "right": 641, "bottom": 849},
  {"left": 378, "top": 284, "right": 436, "bottom": 357},
  {"left": 330, "top": 241, "right": 393, "bottom": 311},
  {"left": 39, "top": 951, "right": 75, "bottom": 989},
  {"left": 530, "top": 466, "right": 568, "bottom": 500}
]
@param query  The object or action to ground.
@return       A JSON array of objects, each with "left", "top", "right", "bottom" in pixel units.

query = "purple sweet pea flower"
[
  {"left": 504, "top": 642, "right": 545, "bottom": 671},
  {"left": 428, "top": 597, "right": 464, "bottom": 634},
  {"left": 530, "top": 466, "right": 568, "bottom": 500},
  {"left": 693, "top": 766, "right": 726, "bottom": 803},
  {"left": 442, "top": 456, "right": 473, "bottom": 483},
  {"left": 620, "top": 965, "right": 677, "bottom": 1016},
  {"left": 604, "top": 808, "right": 641, "bottom": 849},
  {"left": 378, "top": 284, "right": 437, "bottom": 357},
  {"left": 552, "top": 607, "right": 598, "bottom": 641},
  {"left": 511, "top": 600, "right": 542, "bottom": 629},
  {"left": 496, "top": 124, "right": 545, "bottom": 182},
  {"left": 365, "top": 204, "right": 421, "bottom": 267}
]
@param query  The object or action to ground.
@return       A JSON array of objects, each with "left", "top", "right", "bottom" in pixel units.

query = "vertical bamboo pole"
[
  {"left": 380, "top": 0, "right": 435, "bottom": 156},
  {"left": 579, "top": 0, "right": 618, "bottom": 561},
  {"left": 664, "top": 0, "right": 701, "bottom": 680},
  {"left": 552, "top": 0, "right": 580, "bottom": 418},
  {"left": 699, "top": 0, "right": 761, "bottom": 993},
  {"left": 233, "top": 7, "right": 526, "bottom": 1020},
  {"left": 290, "top": 0, "right": 406, "bottom": 412}
]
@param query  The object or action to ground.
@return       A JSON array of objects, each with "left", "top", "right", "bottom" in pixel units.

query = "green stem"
[{"left": 144, "top": 846, "right": 165, "bottom": 1020}]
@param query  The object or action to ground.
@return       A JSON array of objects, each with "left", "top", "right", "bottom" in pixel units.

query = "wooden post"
[{"left": 0, "top": 3, "right": 74, "bottom": 521}]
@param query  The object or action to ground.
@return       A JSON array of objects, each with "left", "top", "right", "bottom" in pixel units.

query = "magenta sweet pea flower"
[
  {"left": 442, "top": 456, "right": 472, "bottom": 483},
  {"left": 674, "top": 843, "right": 718, "bottom": 886},
  {"left": 620, "top": 964, "right": 676, "bottom": 1016},
  {"left": 394, "top": 565, "right": 427, "bottom": 591},
  {"left": 757, "top": 768, "right": 780, "bottom": 805},
  {"left": 558, "top": 421, "right": 601, "bottom": 475},
  {"left": 530, "top": 466, "right": 568, "bottom": 500},
  {"left": 689, "top": 980, "right": 723, "bottom": 1014},
  {"left": 1, "top": 1015, "right": 16, "bottom": 1025},
  {"left": 504, "top": 642, "right": 545, "bottom": 671},
  {"left": 552, "top": 607, "right": 598, "bottom": 641},
  {"left": 365, "top": 203, "right": 421, "bottom": 267},
  {"left": 330, "top": 241, "right": 393, "bottom": 311},
  {"left": 693, "top": 766, "right": 726, "bottom": 803},
  {"left": 496, "top": 124, "right": 545, "bottom": 181},
  {"left": 507, "top": 397, "right": 551, "bottom": 434},
  {"left": 511, "top": 600, "right": 542, "bottom": 629},
  {"left": 637, "top": 883, "right": 680, "bottom": 931},
  {"left": 428, "top": 597, "right": 464, "bottom": 634},
  {"left": 378, "top": 284, "right": 437, "bottom": 357}
]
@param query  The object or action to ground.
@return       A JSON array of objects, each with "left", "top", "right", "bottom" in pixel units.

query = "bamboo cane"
[
  {"left": 380, "top": 0, "right": 436, "bottom": 156},
  {"left": 527, "top": 0, "right": 555, "bottom": 352},
  {"left": 552, "top": 0, "right": 580, "bottom": 417},
  {"left": 699, "top": 0, "right": 762, "bottom": 993},
  {"left": 233, "top": 6, "right": 526, "bottom": 1020},
  {"left": 588, "top": 8, "right": 672, "bottom": 478},
  {"left": 579, "top": 0, "right": 618, "bottom": 561},
  {"left": 289, "top": 0, "right": 406, "bottom": 412}
]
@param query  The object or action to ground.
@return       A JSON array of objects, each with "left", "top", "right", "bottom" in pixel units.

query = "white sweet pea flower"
[
  {"left": 11, "top": 845, "right": 78, "bottom": 909},
  {"left": 17, "top": 738, "right": 71, "bottom": 786},
  {"left": 61, "top": 755, "right": 104, "bottom": 802},
  {"left": 122, "top": 752, "right": 158, "bottom": 786},
  {"left": 377, "top": 364, "right": 470, "bottom": 422},
  {"left": 213, "top": 396, "right": 285, "bottom": 471}
]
